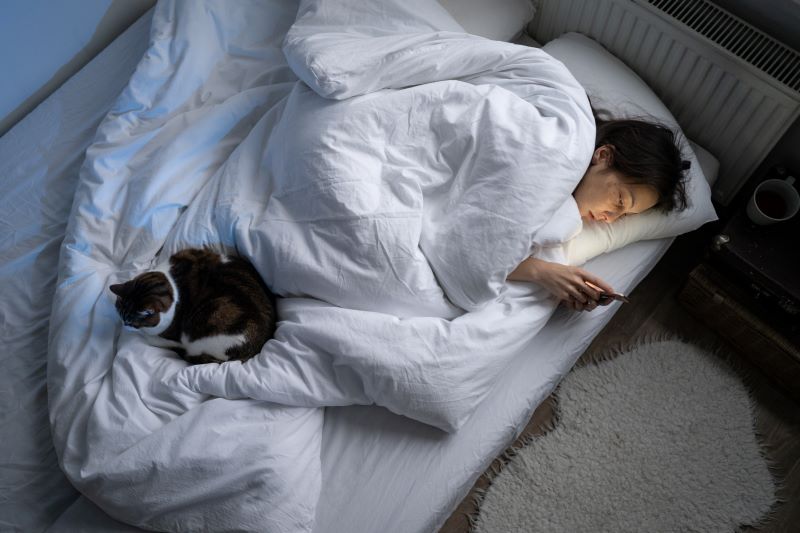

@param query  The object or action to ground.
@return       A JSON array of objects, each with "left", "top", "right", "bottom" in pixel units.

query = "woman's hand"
[{"left": 507, "top": 257, "right": 616, "bottom": 312}]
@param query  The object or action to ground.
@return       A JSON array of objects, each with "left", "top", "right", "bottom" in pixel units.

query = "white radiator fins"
[{"left": 648, "top": 0, "right": 800, "bottom": 90}]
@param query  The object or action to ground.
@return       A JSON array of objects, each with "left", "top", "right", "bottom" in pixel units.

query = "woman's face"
[{"left": 573, "top": 145, "right": 659, "bottom": 223}]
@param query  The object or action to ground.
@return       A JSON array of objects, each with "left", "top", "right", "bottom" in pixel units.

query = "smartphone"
[
  {"left": 584, "top": 281, "right": 630, "bottom": 304},
  {"left": 597, "top": 292, "right": 630, "bottom": 304}
]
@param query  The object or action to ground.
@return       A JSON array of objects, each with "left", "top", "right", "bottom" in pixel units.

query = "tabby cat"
[{"left": 110, "top": 248, "right": 276, "bottom": 364}]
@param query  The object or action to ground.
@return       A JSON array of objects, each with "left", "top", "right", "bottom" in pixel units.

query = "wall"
[
  {"left": 709, "top": 0, "right": 800, "bottom": 209},
  {"left": 713, "top": 0, "right": 800, "bottom": 51},
  {"left": 0, "top": 0, "right": 155, "bottom": 137}
]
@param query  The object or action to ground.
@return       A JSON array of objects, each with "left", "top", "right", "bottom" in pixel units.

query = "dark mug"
[{"left": 746, "top": 177, "right": 799, "bottom": 225}]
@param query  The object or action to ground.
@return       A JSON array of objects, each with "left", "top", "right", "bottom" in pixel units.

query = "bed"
[{"left": 0, "top": 1, "right": 717, "bottom": 532}]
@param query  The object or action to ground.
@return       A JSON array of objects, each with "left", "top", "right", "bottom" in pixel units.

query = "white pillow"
[
  {"left": 689, "top": 140, "right": 719, "bottom": 187},
  {"left": 541, "top": 33, "right": 719, "bottom": 265},
  {"left": 437, "top": 0, "right": 535, "bottom": 41}
]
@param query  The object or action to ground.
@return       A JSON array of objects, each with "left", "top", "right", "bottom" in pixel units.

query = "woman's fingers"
[
  {"left": 573, "top": 273, "right": 597, "bottom": 303},
  {"left": 563, "top": 296, "right": 598, "bottom": 312},
  {"left": 580, "top": 271, "right": 616, "bottom": 295},
  {"left": 579, "top": 297, "right": 597, "bottom": 312},
  {"left": 538, "top": 262, "right": 616, "bottom": 310},
  {"left": 579, "top": 283, "right": 601, "bottom": 301},
  {"left": 569, "top": 288, "right": 587, "bottom": 303}
]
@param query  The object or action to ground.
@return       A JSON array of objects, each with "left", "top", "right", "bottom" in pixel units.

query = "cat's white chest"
[{"left": 180, "top": 333, "right": 247, "bottom": 362}]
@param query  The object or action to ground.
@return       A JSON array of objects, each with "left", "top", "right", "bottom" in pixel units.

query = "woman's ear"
[{"left": 591, "top": 144, "right": 614, "bottom": 167}]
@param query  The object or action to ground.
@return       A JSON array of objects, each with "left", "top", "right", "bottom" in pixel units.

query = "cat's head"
[{"left": 109, "top": 272, "right": 174, "bottom": 330}]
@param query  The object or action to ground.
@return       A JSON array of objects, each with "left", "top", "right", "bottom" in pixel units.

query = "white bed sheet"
[
  {"left": 0, "top": 11, "right": 154, "bottom": 533},
  {"left": 0, "top": 5, "right": 672, "bottom": 533}
]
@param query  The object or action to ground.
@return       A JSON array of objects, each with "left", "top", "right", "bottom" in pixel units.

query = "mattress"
[
  {"left": 0, "top": 6, "right": 672, "bottom": 533},
  {"left": 0, "top": 11, "right": 155, "bottom": 533}
]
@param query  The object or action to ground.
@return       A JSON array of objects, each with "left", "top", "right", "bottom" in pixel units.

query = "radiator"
[{"left": 529, "top": 0, "right": 800, "bottom": 205}]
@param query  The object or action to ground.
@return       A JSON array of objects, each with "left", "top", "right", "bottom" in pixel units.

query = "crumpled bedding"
[{"left": 47, "top": 0, "right": 594, "bottom": 530}]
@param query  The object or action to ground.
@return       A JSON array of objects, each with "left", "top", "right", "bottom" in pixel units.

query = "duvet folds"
[{"left": 47, "top": 0, "right": 595, "bottom": 530}]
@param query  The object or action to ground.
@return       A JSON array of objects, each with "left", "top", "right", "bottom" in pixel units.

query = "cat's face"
[{"left": 110, "top": 272, "right": 174, "bottom": 330}]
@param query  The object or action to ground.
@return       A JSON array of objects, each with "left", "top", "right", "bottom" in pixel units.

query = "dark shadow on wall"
[
  {"left": 0, "top": 0, "right": 155, "bottom": 139},
  {"left": 712, "top": 0, "right": 800, "bottom": 52}
]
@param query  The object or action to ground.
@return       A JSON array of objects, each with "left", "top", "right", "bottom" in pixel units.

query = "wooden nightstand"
[{"left": 678, "top": 208, "right": 800, "bottom": 401}]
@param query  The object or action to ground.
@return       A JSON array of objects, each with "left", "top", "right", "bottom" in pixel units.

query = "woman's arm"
[{"left": 508, "top": 257, "right": 616, "bottom": 311}]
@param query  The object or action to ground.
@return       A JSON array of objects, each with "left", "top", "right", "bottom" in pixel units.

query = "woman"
[{"left": 508, "top": 117, "right": 689, "bottom": 312}]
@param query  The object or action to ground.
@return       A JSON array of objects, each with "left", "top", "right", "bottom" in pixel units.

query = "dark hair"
[{"left": 595, "top": 117, "right": 689, "bottom": 213}]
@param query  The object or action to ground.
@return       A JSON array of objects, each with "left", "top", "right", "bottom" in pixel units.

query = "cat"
[{"left": 110, "top": 248, "right": 276, "bottom": 365}]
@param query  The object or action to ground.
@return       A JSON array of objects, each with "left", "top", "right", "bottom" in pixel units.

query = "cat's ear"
[{"left": 109, "top": 282, "right": 131, "bottom": 297}]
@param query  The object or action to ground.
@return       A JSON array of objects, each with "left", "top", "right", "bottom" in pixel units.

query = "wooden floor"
[{"left": 440, "top": 229, "right": 800, "bottom": 533}]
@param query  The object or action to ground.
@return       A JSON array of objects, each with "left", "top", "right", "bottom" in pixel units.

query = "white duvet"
[{"left": 47, "top": 0, "right": 594, "bottom": 530}]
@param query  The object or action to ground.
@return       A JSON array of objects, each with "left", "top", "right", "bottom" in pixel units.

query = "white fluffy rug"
[{"left": 474, "top": 339, "right": 777, "bottom": 533}]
